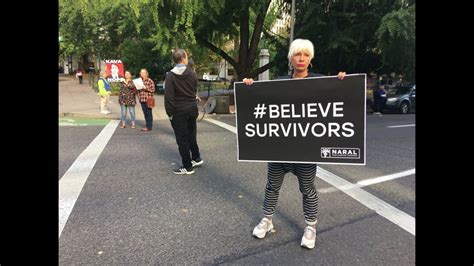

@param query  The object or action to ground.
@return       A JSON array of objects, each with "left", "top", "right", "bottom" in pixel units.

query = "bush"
[
  {"left": 197, "top": 81, "right": 230, "bottom": 92},
  {"left": 120, "top": 38, "right": 173, "bottom": 82},
  {"left": 110, "top": 82, "right": 121, "bottom": 96}
]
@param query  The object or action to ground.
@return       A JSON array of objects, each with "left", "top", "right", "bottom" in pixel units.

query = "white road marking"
[
  {"left": 357, "top": 168, "right": 415, "bottom": 186},
  {"left": 317, "top": 167, "right": 415, "bottom": 235},
  {"left": 205, "top": 118, "right": 416, "bottom": 236},
  {"left": 59, "top": 120, "right": 119, "bottom": 238},
  {"left": 204, "top": 118, "right": 237, "bottom": 133},
  {"left": 387, "top": 124, "right": 415, "bottom": 128},
  {"left": 318, "top": 168, "right": 415, "bottom": 193}
]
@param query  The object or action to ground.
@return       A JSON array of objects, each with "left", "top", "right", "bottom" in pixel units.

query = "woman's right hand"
[{"left": 243, "top": 78, "right": 254, "bottom": 86}]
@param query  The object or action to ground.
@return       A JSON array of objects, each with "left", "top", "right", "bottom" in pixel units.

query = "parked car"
[
  {"left": 384, "top": 84, "right": 416, "bottom": 114},
  {"left": 156, "top": 83, "right": 165, "bottom": 94}
]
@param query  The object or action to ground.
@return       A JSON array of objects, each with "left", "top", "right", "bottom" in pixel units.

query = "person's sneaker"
[
  {"left": 300, "top": 226, "right": 317, "bottom": 249},
  {"left": 100, "top": 111, "right": 108, "bottom": 114},
  {"left": 191, "top": 158, "right": 204, "bottom": 168},
  {"left": 173, "top": 166, "right": 195, "bottom": 175},
  {"left": 252, "top": 217, "right": 274, "bottom": 239}
]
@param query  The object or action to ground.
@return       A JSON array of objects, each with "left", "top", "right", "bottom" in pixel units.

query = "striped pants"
[{"left": 263, "top": 163, "right": 319, "bottom": 225}]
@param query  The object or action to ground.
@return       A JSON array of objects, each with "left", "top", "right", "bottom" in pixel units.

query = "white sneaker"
[
  {"left": 191, "top": 158, "right": 204, "bottom": 168},
  {"left": 173, "top": 166, "right": 195, "bottom": 175},
  {"left": 252, "top": 217, "right": 274, "bottom": 239},
  {"left": 100, "top": 111, "right": 108, "bottom": 114},
  {"left": 300, "top": 226, "right": 317, "bottom": 249}
]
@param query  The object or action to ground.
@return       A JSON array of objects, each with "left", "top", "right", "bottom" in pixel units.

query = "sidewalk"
[{"left": 59, "top": 74, "right": 168, "bottom": 120}]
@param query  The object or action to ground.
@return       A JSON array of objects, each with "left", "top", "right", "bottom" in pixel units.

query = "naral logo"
[{"left": 321, "top": 147, "right": 360, "bottom": 159}]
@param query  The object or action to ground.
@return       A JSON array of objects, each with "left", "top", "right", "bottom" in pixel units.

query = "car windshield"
[{"left": 388, "top": 87, "right": 412, "bottom": 96}]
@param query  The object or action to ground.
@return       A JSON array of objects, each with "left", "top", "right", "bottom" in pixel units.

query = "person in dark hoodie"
[
  {"left": 165, "top": 49, "right": 203, "bottom": 175},
  {"left": 373, "top": 86, "right": 387, "bottom": 115}
]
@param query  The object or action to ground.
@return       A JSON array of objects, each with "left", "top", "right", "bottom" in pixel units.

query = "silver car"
[{"left": 384, "top": 84, "right": 416, "bottom": 114}]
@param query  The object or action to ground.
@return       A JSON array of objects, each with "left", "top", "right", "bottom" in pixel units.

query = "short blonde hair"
[{"left": 288, "top": 39, "right": 314, "bottom": 60}]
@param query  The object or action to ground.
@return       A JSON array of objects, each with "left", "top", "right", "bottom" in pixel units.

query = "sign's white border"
[{"left": 233, "top": 73, "right": 367, "bottom": 165}]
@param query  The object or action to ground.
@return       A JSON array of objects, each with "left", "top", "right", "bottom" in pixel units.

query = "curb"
[{"left": 59, "top": 112, "right": 117, "bottom": 119}]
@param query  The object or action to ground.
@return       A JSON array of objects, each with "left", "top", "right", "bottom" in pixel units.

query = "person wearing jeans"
[
  {"left": 165, "top": 49, "right": 203, "bottom": 175},
  {"left": 137, "top": 69, "right": 155, "bottom": 132},
  {"left": 120, "top": 105, "right": 136, "bottom": 127},
  {"left": 119, "top": 71, "right": 137, "bottom": 128}
]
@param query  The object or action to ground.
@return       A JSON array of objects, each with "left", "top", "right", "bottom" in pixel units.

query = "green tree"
[
  {"left": 130, "top": 0, "right": 288, "bottom": 80},
  {"left": 376, "top": 4, "right": 415, "bottom": 80},
  {"left": 60, "top": 0, "right": 290, "bottom": 80},
  {"left": 60, "top": 0, "right": 173, "bottom": 81},
  {"left": 60, "top": 0, "right": 415, "bottom": 83},
  {"left": 59, "top": 0, "right": 96, "bottom": 69},
  {"left": 281, "top": 0, "right": 415, "bottom": 81},
  {"left": 120, "top": 38, "right": 173, "bottom": 81}
]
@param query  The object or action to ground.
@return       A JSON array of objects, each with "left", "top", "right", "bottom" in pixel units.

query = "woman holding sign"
[
  {"left": 243, "top": 39, "right": 345, "bottom": 249},
  {"left": 137, "top": 69, "right": 155, "bottom": 132}
]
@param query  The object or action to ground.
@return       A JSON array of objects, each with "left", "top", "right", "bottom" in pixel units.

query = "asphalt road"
[{"left": 59, "top": 113, "right": 415, "bottom": 265}]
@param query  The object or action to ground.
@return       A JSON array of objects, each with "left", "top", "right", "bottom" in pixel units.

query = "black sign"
[{"left": 234, "top": 74, "right": 366, "bottom": 165}]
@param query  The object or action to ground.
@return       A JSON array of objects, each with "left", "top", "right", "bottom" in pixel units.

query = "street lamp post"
[
  {"left": 289, "top": 0, "right": 295, "bottom": 45},
  {"left": 288, "top": 0, "right": 296, "bottom": 75},
  {"left": 68, "top": 55, "right": 73, "bottom": 75},
  {"left": 59, "top": 36, "right": 63, "bottom": 73}
]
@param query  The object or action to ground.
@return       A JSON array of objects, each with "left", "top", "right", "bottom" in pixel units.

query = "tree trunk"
[
  {"left": 198, "top": 0, "right": 275, "bottom": 81},
  {"left": 248, "top": 0, "right": 271, "bottom": 67},
  {"left": 81, "top": 54, "right": 90, "bottom": 70},
  {"left": 237, "top": 3, "right": 250, "bottom": 79},
  {"left": 235, "top": 0, "right": 272, "bottom": 80}
]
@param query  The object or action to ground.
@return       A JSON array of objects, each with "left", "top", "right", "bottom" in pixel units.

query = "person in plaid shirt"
[{"left": 138, "top": 69, "right": 155, "bottom": 131}]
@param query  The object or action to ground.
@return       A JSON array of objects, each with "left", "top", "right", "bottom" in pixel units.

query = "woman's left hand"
[{"left": 337, "top": 72, "right": 346, "bottom": 80}]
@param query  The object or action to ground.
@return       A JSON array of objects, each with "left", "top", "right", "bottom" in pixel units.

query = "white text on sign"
[{"left": 246, "top": 102, "right": 354, "bottom": 138}]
